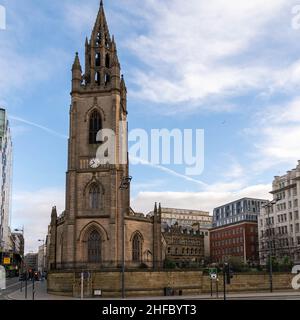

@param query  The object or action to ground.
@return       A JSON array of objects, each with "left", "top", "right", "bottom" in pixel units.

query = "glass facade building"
[
  {"left": 213, "top": 198, "right": 268, "bottom": 228},
  {"left": 0, "top": 108, "right": 13, "bottom": 252}
]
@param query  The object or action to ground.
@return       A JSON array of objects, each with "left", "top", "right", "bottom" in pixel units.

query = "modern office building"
[
  {"left": 24, "top": 253, "right": 38, "bottom": 271},
  {"left": 210, "top": 198, "right": 268, "bottom": 264},
  {"left": 213, "top": 198, "right": 268, "bottom": 228},
  {"left": 0, "top": 108, "right": 13, "bottom": 252},
  {"left": 258, "top": 161, "right": 300, "bottom": 265},
  {"left": 10, "top": 232, "right": 24, "bottom": 257},
  {"left": 38, "top": 244, "right": 46, "bottom": 273}
]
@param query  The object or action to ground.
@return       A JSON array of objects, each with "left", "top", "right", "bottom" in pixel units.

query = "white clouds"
[
  {"left": 0, "top": 7, "right": 69, "bottom": 103},
  {"left": 12, "top": 188, "right": 65, "bottom": 253},
  {"left": 123, "top": 0, "right": 293, "bottom": 109},
  {"left": 245, "top": 97, "right": 300, "bottom": 173},
  {"left": 63, "top": 1, "right": 96, "bottom": 34},
  {"left": 0, "top": 50, "right": 46, "bottom": 99},
  {"left": 131, "top": 183, "right": 272, "bottom": 214},
  {"left": 60, "top": 0, "right": 300, "bottom": 113}
]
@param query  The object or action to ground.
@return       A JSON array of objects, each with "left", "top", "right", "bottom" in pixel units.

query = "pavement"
[
  {"left": 7, "top": 280, "right": 82, "bottom": 300},
  {"left": 0, "top": 277, "right": 22, "bottom": 300},
  {"left": 4, "top": 281, "right": 300, "bottom": 300}
]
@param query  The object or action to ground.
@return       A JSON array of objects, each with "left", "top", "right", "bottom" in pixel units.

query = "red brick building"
[{"left": 210, "top": 221, "right": 259, "bottom": 264}]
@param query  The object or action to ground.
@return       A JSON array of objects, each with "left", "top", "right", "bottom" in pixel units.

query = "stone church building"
[{"left": 47, "top": 1, "right": 163, "bottom": 273}]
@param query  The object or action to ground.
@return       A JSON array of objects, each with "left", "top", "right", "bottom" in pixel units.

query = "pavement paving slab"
[{"left": 6, "top": 281, "right": 300, "bottom": 300}]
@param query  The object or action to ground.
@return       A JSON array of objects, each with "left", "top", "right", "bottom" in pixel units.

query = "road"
[
  {"left": 0, "top": 277, "right": 22, "bottom": 300},
  {"left": 2, "top": 278, "right": 300, "bottom": 300},
  {"left": 188, "top": 292, "right": 300, "bottom": 300}
]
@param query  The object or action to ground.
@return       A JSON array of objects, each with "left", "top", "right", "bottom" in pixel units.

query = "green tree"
[{"left": 164, "top": 259, "right": 176, "bottom": 269}]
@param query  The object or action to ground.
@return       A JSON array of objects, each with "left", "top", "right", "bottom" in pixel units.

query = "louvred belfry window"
[{"left": 89, "top": 110, "right": 102, "bottom": 144}]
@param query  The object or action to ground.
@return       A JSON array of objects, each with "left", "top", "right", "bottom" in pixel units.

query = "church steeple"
[{"left": 82, "top": 0, "right": 120, "bottom": 90}]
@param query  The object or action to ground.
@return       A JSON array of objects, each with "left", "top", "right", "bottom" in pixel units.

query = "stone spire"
[
  {"left": 51, "top": 206, "right": 57, "bottom": 224},
  {"left": 72, "top": 52, "right": 82, "bottom": 92},
  {"left": 154, "top": 202, "right": 158, "bottom": 215},
  {"left": 158, "top": 203, "right": 162, "bottom": 223},
  {"left": 91, "top": 0, "right": 110, "bottom": 46},
  {"left": 81, "top": 0, "right": 120, "bottom": 89},
  {"left": 72, "top": 52, "right": 82, "bottom": 71}
]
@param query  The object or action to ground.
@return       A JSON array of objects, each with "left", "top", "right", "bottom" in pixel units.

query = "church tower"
[
  {"left": 47, "top": 1, "right": 162, "bottom": 274},
  {"left": 62, "top": 0, "right": 129, "bottom": 267}
]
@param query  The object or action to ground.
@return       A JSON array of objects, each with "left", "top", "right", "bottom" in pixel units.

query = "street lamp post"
[
  {"left": 38, "top": 239, "right": 45, "bottom": 279},
  {"left": 263, "top": 199, "right": 278, "bottom": 293},
  {"left": 119, "top": 176, "right": 132, "bottom": 299}
]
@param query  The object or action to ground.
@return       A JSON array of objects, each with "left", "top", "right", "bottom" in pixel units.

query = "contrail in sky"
[
  {"left": 10, "top": 115, "right": 207, "bottom": 186},
  {"left": 10, "top": 115, "right": 68, "bottom": 139}
]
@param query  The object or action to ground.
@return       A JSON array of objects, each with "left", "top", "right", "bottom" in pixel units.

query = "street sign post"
[
  {"left": 209, "top": 268, "right": 218, "bottom": 280},
  {"left": 208, "top": 268, "right": 218, "bottom": 298}
]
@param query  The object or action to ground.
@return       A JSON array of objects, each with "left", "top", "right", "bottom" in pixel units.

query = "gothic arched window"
[
  {"left": 89, "top": 110, "right": 102, "bottom": 144},
  {"left": 95, "top": 53, "right": 101, "bottom": 67},
  {"left": 105, "top": 35, "right": 109, "bottom": 48},
  {"left": 104, "top": 73, "right": 110, "bottom": 86},
  {"left": 88, "top": 230, "right": 101, "bottom": 263},
  {"left": 132, "top": 233, "right": 142, "bottom": 262},
  {"left": 105, "top": 54, "right": 110, "bottom": 68},
  {"left": 96, "top": 32, "right": 101, "bottom": 46},
  {"left": 95, "top": 72, "right": 101, "bottom": 86},
  {"left": 89, "top": 184, "right": 100, "bottom": 209}
]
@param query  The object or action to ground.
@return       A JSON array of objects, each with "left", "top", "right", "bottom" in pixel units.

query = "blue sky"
[{"left": 1, "top": 0, "right": 300, "bottom": 251}]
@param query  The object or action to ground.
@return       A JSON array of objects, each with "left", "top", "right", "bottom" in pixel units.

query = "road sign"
[
  {"left": 209, "top": 268, "right": 218, "bottom": 280},
  {"left": 3, "top": 257, "right": 10, "bottom": 265},
  {"left": 209, "top": 268, "right": 217, "bottom": 275},
  {"left": 210, "top": 273, "right": 217, "bottom": 280},
  {"left": 94, "top": 289, "right": 102, "bottom": 296}
]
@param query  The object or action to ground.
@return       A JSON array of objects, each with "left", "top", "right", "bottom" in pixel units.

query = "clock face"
[{"left": 89, "top": 158, "right": 101, "bottom": 169}]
